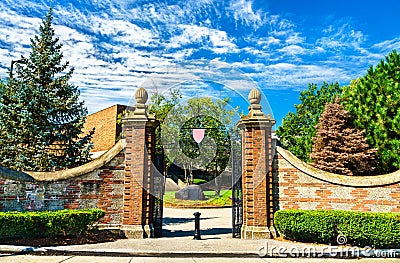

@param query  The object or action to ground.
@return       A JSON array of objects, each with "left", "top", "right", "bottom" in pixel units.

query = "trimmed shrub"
[
  {"left": 274, "top": 210, "right": 400, "bottom": 248},
  {"left": 0, "top": 209, "right": 105, "bottom": 238},
  {"left": 0, "top": 211, "right": 44, "bottom": 238},
  {"left": 42, "top": 209, "right": 105, "bottom": 237}
]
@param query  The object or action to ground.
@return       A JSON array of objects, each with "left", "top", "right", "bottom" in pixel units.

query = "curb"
[
  {"left": 2, "top": 247, "right": 400, "bottom": 259},
  {"left": 0, "top": 245, "right": 47, "bottom": 254},
  {"left": 27, "top": 249, "right": 261, "bottom": 258}
]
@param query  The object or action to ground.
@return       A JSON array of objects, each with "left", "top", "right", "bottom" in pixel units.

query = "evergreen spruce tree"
[
  {"left": 342, "top": 50, "right": 400, "bottom": 173},
  {"left": 0, "top": 8, "right": 94, "bottom": 171},
  {"left": 310, "top": 98, "right": 376, "bottom": 176}
]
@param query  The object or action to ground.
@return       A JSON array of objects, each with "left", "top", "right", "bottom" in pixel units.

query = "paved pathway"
[{"left": 162, "top": 207, "right": 232, "bottom": 238}]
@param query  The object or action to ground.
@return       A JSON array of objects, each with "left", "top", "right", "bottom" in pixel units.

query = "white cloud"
[
  {"left": 267, "top": 63, "right": 296, "bottom": 70},
  {"left": 228, "top": 0, "right": 265, "bottom": 29},
  {"left": 256, "top": 36, "right": 280, "bottom": 47},
  {"left": 278, "top": 45, "right": 306, "bottom": 55},
  {"left": 286, "top": 33, "right": 305, "bottom": 45},
  {"left": 167, "top": 25, "right": 238, "bottom": 54},
  {"left": 0, "top": 10, "right": 41, "bottom": 47},
  {"left": 54, "top": 25, "right": 90, "bottom": 43},
  {"left": 241, "top": 47, "right": 265, "bottom": 56},
  {"left": 270, "top": 18, "right": 295, "bottom": 36},
  {"left": 253, "top": 63, "right": 350, "bottom": 90},
  {"left": 88, "top": 16, "right": 158, "bottom": 46},
  {"left": 167, "top": 25, "right": 208, "bottom": 48},
  {"left": 163, "top": 49, "right": 195, "bottom": 61},
  {"left": 317, "top": 24, "right": 366, "bottom": 50},
  {"left": 371, "top": 38, "right": 400, "bottom": 53}
]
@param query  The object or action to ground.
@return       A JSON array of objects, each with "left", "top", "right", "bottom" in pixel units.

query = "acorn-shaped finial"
[
  {"left": 248, "top": 88, "right": 261, "bottom": 105},
  {"left": 135, "top": 87, "right": 148, "bottom": 104}
]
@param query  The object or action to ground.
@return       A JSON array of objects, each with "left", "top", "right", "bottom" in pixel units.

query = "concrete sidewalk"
[
  {"left": 17, "top": 236, "right": 399, "bottom": 259},
  {"left": 2, "top": 256, "right": 400, "bottom": 263},
  {"left": 0, "top": 208, "right": 399, "bottom": 260}
]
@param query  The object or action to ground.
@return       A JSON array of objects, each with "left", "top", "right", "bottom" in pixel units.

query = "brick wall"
[
  {"left": 3, "top": 127, "right": 400, "bottom": 234},
  {"left": 273, "top": 146, "right": 400, "bottom": 213},
  {"left": 0, "top": 141, "right": 125, "bottom": 225},
  {"left": 82, "top": 104, "right": 127, "bottom": 152}
]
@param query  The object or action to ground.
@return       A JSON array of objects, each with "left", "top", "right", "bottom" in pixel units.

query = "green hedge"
[
  {"left": 0, "top": 209, "right": 105, "bottom": 238},
  {"left": 274, "top": 210, "right": 400, "bottom": 248}
]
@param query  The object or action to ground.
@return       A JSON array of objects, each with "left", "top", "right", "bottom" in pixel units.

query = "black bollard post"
[{"left": 193, "top": 212, "right": 201, "bottom": 240}]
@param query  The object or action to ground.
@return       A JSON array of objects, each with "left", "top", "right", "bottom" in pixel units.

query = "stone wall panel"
[
  {"left": 275, "top": 147, "right": 400, "bottom": 214},
  {"left": 0, "top": 141, "right": 126, "bottom": 226}
]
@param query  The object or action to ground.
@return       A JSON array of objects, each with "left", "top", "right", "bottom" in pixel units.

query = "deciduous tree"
[
  {"left": 160, "top": 96, "right": 235, "bottom": 195},
  {"left": 276, "top": 82, "right": 342, "bottom": 162},
  {"left": 148, "top": 88, "right": 182, "bottom": 175}
]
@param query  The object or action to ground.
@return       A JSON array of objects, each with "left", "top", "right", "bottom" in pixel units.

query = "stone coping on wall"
[
  {"left": 276, "top": 146, "right": 400, "bottom": 187},
  {"left": 27, "top": 140, "right": 125, "bottom": 182},
  {"left": 0, "top": 166, "right": 35, "bottom": 182}
]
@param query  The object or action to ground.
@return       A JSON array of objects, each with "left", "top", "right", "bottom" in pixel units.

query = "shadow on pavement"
[
  {"left": 162, "top": 227, "right": 231, "bottom": 238},
  {"left": 162, "top": 216, "right": 219, "bottom": 225}
]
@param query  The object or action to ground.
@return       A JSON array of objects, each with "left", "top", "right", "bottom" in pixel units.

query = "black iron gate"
[
  {"left": 152, "top": 152, "right": 165, "bottom": 237},
  {"left": 231, "top": 138, "right": 242, "bottom": 238}
]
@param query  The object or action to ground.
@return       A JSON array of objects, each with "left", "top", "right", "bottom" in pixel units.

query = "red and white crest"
[{"left": 192, "top": 129, "right": 205, "bottom": 143}]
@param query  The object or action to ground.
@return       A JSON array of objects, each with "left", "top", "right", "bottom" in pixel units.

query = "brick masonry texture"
[
  {"left": 122, "top": 122, "right": 146, "bottom": 226},
  {"left": 273, "top": 146, "right": 400, "bottom": 213},
  {"left": 0, "top": 145, "right": 126, "bottom": 225},
  {"left": 82, "top": 104, "right": 127, "bottom": 152},
  {"left": 242, "top": 126, "right": 270, "bottom": 227}
]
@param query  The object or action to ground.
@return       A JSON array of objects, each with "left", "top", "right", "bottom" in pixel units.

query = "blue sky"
[{"left": 0, "top": 0, "right": 399, "bottom": 127}]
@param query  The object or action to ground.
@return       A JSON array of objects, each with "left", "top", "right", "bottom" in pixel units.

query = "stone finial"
[
  {"left": 131, "top": 87, "right": 148, "bottom": 118},
  {"left": 135, "top": 87, "right": 148, "bottom": 104},
  {"left": 248, "top": 88, "right": 261, "bottom": 105},
  {"left": 248, "top": 88, "right": 263, "bottom": 117}
]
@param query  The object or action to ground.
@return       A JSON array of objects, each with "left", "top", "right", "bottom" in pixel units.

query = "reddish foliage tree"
[{"left": 310, "top": 98, "right": 377, "bottom": 176}]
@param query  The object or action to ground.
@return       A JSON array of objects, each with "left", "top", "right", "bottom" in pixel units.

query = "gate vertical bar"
[
  {"left": 151, "top": 151, "right": 165, "bottom": 237},
  {"left": 232, "top": 136, "right": 242, "bottom": 238}
]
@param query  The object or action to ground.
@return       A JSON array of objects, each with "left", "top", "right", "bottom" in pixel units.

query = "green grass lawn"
[{"left": 163, "top": 189, "right": 232, "bottom": 207}]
